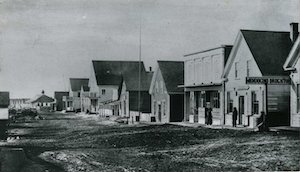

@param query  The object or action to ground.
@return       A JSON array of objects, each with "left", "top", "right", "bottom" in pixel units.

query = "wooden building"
[
  {"left": 63, "top": 78, "right": 89, "bottom": 112},
  {"left": 283, "top": 23, "right": 300, "bottom": 127},
  {"left": 149, "top": 61, "right": 184, "bottom": 123},
  {"left": 9, "top": 98, "right": 30, "bottom": 109},
  {"left": 54, "top": 91, "right": 69, "bottom": 111},
  {"left": 119, "top": 70, "right": 153, "bottom": 122},
  {"left": 29, "top": 91, "right": 55, "bottom": 112},
  {"left": 0, "top": 92, "right": 9, "bottom": 139},
  {"left": 89, "top": 60, "right": 152, "bottom": 118},
  {"left": 222, "top": 28, "right": 293, "bottom": 128},
  {"left": 183, "top": 46, "right": 232, "bottom": 125}
]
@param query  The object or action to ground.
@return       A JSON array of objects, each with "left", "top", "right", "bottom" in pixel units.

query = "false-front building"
[{"left": 183, "top": 46, "right": 232, "bottom": 125}]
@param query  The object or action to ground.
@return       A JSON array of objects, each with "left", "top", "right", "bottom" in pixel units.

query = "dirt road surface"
[{"left": 1, "top": 112, "right": 299, "bottom": 171}]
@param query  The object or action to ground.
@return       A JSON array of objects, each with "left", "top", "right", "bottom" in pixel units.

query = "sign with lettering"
[{"left": 246, "top": 77, "right": 290, "bottom": 85}]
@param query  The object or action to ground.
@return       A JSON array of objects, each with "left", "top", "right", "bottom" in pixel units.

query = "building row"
[{"left": 55, "top": 23, "right": 300, "bottom": 128}]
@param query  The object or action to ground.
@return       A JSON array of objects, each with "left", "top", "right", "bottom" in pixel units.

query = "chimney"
[
  {"left": 149, "top": 66, "right": 152, "bottom": 72},
  {"left": 290, "top": 22, "right": 299, "bottom": 42}
]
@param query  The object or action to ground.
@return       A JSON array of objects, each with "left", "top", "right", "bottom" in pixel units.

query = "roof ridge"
[
  {"left": 92, "top": 60, "right": 143, "bottom": 63},
  {"left": 241, "top": 29, "right": 289, "bottom": 34},
  {"left": 157, "top": 60, "right": 183, "bottom": 62}
]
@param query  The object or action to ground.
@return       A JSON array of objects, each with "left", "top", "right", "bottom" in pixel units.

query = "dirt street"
[{"left": 1, "top": 112, "right": 299, "bottom": 172}]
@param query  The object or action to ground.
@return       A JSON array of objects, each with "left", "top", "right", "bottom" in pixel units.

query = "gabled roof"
[
  {"left": 283, "top": 35, "right": 300, "bottom": 70},
  {"left": 81, "top": 85, "right": 90, "bottom": 92},
  {"left": 92, "top": 60, "right": 147, "bottom": 86},
  {"left": 223, "top": 30, "right": 293, "bottom": 77},
  {"left": 30, "top": 94, "right": 55, "bottom": 103},
  {"left": 241, "top": 30, "right": 292, "bottom": 76},
  {"left": 0, "top": 92, "right": 10, "bottom": 107},
  {"left": 70, "top": 78, "right": 89, "bottom": 92},
  {"left": 150, "top": 61, "right": 184, "bottom": 94},
  {"left": 123, "top": 71, "right": 153, "bottom": 91},
  {"left": 54, "top": 91, "right": 69, "bottom": 99}
]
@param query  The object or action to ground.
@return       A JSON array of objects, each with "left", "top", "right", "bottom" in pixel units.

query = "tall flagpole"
[{"left": 138, "top": 14, "right": 142, "bottom": 122}]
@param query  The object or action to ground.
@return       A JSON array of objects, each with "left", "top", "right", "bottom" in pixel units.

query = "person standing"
[
  {"left": 206, "top": 102, "right": 213, "bottom": 125},
  {"left": 233, "top": 107, "right": 238, "bottom": 127}
]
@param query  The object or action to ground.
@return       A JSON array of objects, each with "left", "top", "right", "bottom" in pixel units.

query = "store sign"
[{"left": 246, "top": 77, "right": 290, "bottom": 85}]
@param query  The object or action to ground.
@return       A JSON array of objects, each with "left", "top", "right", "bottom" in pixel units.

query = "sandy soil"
[{"left": 2, "top": 112, "right": 300, "bottom": 172}]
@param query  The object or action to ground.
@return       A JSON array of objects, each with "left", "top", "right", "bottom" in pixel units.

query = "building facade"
[
  {"left": 54, "top": 92, "right": 69, "bottom": 111},
  {"left": 183, "top": 46, "right": 232, "bottom": 125},
  {"left": 222, "top": 28, "right": 293, "bottom": 128},
  {"left": 9, "top": 98, "right": 30, "bottom": 109},
  {"left": 283, "top": 25, "right": 300, "bottom": 127},
  {"left": 149, "top": 61, "right": 184, "bottom": 123},
  {"left": 118, "top": 69, "right": 153, "bottom": 122},
  {"left": 89, "top": 60, "right": 152, "bottom": 118},
  {"left": 63, "top": 78, "right": 89, "bottom": 112}
]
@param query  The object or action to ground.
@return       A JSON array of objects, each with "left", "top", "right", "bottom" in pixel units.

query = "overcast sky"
[{"left": 0, "top": 0, "right": 299, "bottom": 98}]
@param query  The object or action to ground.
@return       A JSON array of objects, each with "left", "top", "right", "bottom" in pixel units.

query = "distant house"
[
  {"left": 0, "top": 92, "right": 10, "bottom": 120},
  {"left": 54, "top": 91, "right": 69, "bottom": 111},
  {"left": 222, "top": 27, "right": 293, "bottom": 128},
  {"left": 9, "top": 98, "right": 30, "bottom": 109},
  {"left": 119, "top": 68, "right": 153, "bottom": 122},
  {"left": 89, "top": 60, "right": 152, "bottom": 120},
  {"left": 183, "top": 46, "right": 232, "bottom": 125},
  {"left": 63, "top": 78, "right": 89, "bottom": 112},
  {"left": 149, "top": 61, "right": 184, "bottom": 123},
  {"left": 29, "top": 91, "right": 55, "bottom": 112},
  {"left": 0, "top": 92, "right": 9, "bottom": 139},
  {"left": 283, "top": 23, "right": 300, "bottom": 127}
]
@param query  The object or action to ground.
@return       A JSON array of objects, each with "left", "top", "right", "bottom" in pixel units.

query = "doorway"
[
  {"left": 158, "top": 104, "right": 162, "bottom": 122},
  {"left": 238, "top": 96, "right": 244, "bottom": 125}
]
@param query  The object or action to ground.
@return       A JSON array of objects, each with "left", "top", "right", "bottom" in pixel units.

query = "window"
[
  {"left": 156, "top": 82, "right": 159, "bottom": 93},
  {"left": 246, "top": 60, "right": 251, "bottom": 77},
  {"left": 251, "top": 91, "right": 259, "bottom": 114},
  {"left": 227, "top": 92, "right": 233, "bottom": 113},
  {"left": 163, "top": 101, "right": 166, "bottom": 116},
  {"left": 297, "top": 84, "right": 300, "bottom": 112},
  {"left": 153, "top": 101, "right": 156, "bottom": 115},
  {"left": 160, "top": 81, "right": 164, "bottom": 93},
  {"left": 213, "top": 91, "right": 220, "bottom": 108},
  {"left": 102, "top": 89, "right": 106, "bottom": 95},
  {"left": 78, "top": 92, "right": 80, "bottom": 97},
  {"left": 124, "top": 100, "right": 126, "bottom": 115},
  {"left": 200, "top": 92, "right": 205, "bottom": 108},
  {"left": 235, "top": 62, "right": 239, "bottom": 79}
]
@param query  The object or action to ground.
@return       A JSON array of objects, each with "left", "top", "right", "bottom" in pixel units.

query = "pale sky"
[{"left": 0, "top": 0, "right": 299, "bottom": 98}]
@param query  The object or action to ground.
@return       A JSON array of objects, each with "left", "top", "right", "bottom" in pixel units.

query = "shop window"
[
  {"left": 200, "top": 92, "right": 205, "bottom": 108},
  {"left": 213, "top": 92, "right": 220, "bottom": 108},
  {"left": 227, "top": 92, "right": 233, "bottom": 113},
  {"left": 297, "top": 84, "right": 300, "bottom": 112},
  {"left": 251, "top": 91, "right": 259, "bottom": 114}
]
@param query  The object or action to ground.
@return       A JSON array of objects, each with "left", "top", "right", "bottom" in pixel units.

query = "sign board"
[{"left": 246, "top": 77, "right": 290, "bottom": 85}]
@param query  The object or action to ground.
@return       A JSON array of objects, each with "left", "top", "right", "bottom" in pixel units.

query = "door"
[
  {"left": 158, "top": 104, "right": 162, "bottom": 122},
  {"left": 238, "top": 96, "right": 244, "bottom": 125}
]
